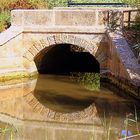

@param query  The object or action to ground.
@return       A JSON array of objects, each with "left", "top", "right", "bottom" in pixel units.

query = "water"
[{"left": 0, "top": 74, "right": 140, "bottom": 140}]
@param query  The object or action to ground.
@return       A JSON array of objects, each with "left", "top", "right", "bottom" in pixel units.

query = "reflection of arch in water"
[
  {"left": 24, "top": 92, "right": 98, "bottom": 124},
  {"left": 0, "top": 113, "right": 104, "bottom": 140},
  {"left": 33, "top": 74, "right": 98, "bottom": 113},
  {"left": 0, "top": 78, "right": 37, "bottom": 101},
  {"left": 23, "top": 75, "right": 132, "bottom": 124}
]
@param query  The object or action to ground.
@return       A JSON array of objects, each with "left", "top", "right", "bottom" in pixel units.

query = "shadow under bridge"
[{"left": 34, "top": 44, "right": 100, "bottom": 75}]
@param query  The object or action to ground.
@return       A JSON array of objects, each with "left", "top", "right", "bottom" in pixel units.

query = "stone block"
[
  {"left": 55, "top": 10, "right": 96, "bottom": 26},
  {"left": 98, "top": 10, "right": 108, "bottom": 26},
  {"left": 11, "top": 10, "right": 23, "bottom": 26},
  {"left": 22, "top": 10, "right": 54, "bottom": 26},
  {"left": 55, "top": 129, "right": 103, "bottom": 140}
]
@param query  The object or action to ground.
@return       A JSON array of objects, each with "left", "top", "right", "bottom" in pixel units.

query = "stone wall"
[{"left": 104, "top": 31, "right": 140, "bottom": 96}]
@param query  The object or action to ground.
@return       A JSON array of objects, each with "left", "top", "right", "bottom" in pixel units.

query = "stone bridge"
[{"left": 0, "top": 8, "right": 139, "bottom": 95}]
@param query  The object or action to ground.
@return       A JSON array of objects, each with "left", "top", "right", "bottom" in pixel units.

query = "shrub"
[
  {"left": 0, "top": 0, "right": 47, "bottom": 11},
  {"left": 0, "top": 11, "right": 10, "bottom": 32},
  {"left": 0, "top": 0, "right": 48, "bottom": 32}
]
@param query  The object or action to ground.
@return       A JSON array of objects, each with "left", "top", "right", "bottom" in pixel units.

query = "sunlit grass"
[
  {"left": 98, "top": 104, "right": 140, "bottom": 140},
  {"left": 0, "top": 123, "right": 17, "bottom": 140},
  {"left": 0, "top": 11, "right": 10, "bottom": 32}
]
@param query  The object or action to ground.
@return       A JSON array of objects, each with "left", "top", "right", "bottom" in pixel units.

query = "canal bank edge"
[
  {"left": 103, "top": 30, "right": 140, "bottom": 98},
  {"left": 0, "top": 71, "right": 38, "bottom": 84}
]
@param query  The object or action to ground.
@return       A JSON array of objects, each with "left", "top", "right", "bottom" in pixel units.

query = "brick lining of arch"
[{"left": 23, "top": 34, "right": 100, "bottom": 73}]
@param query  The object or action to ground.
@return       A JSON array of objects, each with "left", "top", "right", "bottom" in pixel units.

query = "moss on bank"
[{"left": 0, "top": 71, "right": 38, "bottom": 83}]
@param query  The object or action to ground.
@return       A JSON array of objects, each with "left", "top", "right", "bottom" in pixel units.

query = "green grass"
[
  {"left": 0, "top": 11, "right": 10, "bottom": 32},
  {"left": 70, "top": 72, "right": 100, "bottom": 91},
  {"left": 0, "top": 123, "right": 17, "bottom": 140}
]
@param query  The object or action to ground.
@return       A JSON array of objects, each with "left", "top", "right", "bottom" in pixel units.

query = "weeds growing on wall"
[{"left": 70, "top": 72, "right": 100, "bottom": 91}]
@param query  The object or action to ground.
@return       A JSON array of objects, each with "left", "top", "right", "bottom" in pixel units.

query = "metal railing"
[
  {"left": 67, "top": 0, "right": 128, "bottom": 7},
  {"left": 102, "top": 9, "right": 140, "bottom": 29},
  {"left": 123, "top": 9, "right": 140, "bottom": 27}
]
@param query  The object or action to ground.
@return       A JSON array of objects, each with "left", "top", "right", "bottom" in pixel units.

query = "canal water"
[{"left": 0, "top": 74, "right": 140, "bottom": 140}]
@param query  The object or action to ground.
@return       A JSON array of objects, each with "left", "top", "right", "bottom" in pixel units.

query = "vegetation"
[
  {"left": 132, "top": 44, "right": 140, "bottom": 62},
  {"left": 46, "top": 0, "right": 66, "bottom": 9},
  {"left": 123, "top": 24, "right": 140, "bottom": 62},
  {"left": 100, "top": 105, "right": 140, "bottom": 140},
  {"left": 0, "top": 122, "right": 17, "bottom": 140},
  {"left": 71, "top": 72, "right": 100, "bottom": 91},
  {"left": 47, "top": 0, "right": 140, "bottom": 8},
  {"left": 0, "top": 0, "right": 47, "bottom": 32},
  {"left": 0, "top": 11, "right": 10, "bottom": 32}
]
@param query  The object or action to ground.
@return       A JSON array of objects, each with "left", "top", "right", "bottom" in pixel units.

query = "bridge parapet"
[
  {"left": 12, "top": 8, "right": 140, "bottom": 33},
  {"left": 11, "top": 9, "right": 111, "bottom": 28}
]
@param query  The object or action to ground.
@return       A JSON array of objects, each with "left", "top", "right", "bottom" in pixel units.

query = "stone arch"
[{"left": 23, "top": 34, "right": 100, "bottom": 74}]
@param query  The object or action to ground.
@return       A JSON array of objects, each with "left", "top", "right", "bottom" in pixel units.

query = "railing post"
[
  {"left": 67, "top": 0, "right": 72, "bottom": 7},
  {"left": 121, "top": 11, "right": 124, "bottom": 29},
  {"left": 107, "top": 10, "right": 110, "bottom": 27},
  {"left": 128, "top": 11, "right": 131, "bottom": 27}
]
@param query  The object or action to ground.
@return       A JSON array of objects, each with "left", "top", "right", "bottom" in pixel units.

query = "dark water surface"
[{"left": 0, "top": 74, "right": 140, "bottom": 140}]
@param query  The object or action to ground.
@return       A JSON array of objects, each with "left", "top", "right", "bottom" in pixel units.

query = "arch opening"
[
  {"left": 34, "top": 43, "right": 100, "bottom": 75},
  {"left": 33, "top": 43, "right": 100, "bottom": 112}
]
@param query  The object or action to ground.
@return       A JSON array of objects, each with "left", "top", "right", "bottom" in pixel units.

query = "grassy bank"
[{"left": 0, "top": 0, "right": 47, "bottom": 32}]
